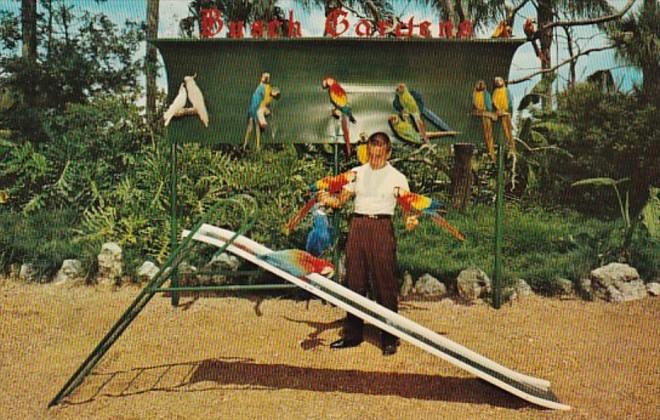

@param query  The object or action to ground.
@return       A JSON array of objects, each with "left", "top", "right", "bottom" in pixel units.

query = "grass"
[{"left": 395, "top": 204, "right": 658, "bottom": 295}]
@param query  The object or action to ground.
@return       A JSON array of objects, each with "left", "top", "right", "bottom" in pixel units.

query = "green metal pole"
[
  {"left": 332, "top": 125, "right": 341, "bottom": 283},
  {"left": 170, "top": 138, "right": 179, "bottom": 307},
  {"left": 493, "top": 124, "right": 505, "bottom": 309}
]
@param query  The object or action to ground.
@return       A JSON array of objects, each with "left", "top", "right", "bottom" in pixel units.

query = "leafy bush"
[
  {"left": 396, "top": 204, "right": 658, "bottom": 295},
  {"left": 0, "top": 209, "right": 93, "bottom": 280},
  {"left": 521, "top": 84, "right": 659, "bottom": 217}
]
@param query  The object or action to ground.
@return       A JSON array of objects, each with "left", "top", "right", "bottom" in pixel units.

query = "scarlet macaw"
[
  {"left": 259, "top": 249, "right": 335, "bottom": 278},
  {"left": 322, "top": 76, "right": 356, "bottom": 159},
  {"left": 394, "top": 187, "right": 465, "bottom": 241},
  {"left": 284, "top": 171, "right": 357, "bottom": 234}
]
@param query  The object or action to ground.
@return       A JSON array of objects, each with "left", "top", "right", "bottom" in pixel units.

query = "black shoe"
[
  {"left": 382, "top": 343, "right": 397, "bottom": 356},
  {"left": 330, "top": 338, "right": 363, "bottom": 349}
]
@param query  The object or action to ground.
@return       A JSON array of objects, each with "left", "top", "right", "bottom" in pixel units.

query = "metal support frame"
[
  {"left": 49, "top": 196, "right": 264, "bottom": 407},
  {"left": 168, "top": 138, "right": 299, "bottom": 308},
  {"left": 493, "top": 121, "right": 505, "bottom": 309}
]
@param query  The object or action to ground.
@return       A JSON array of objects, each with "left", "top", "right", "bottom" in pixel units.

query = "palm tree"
[
  {"left": 146, "top": 0, "right": 160, "bottom": 121},
  {"left": 609, "top": 0, "right": 659, "bottom": 105}
]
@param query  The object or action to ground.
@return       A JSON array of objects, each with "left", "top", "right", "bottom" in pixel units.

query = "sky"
[{"left": 0, "top": 0, "right": 643, "bottom": 107}]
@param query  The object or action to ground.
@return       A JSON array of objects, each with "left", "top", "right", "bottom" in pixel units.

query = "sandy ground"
[{"left": 1, "top": 277, "right": 658, "bottom": 420}]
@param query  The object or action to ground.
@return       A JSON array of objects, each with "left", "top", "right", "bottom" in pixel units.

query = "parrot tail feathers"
[
  {"left": 341, "top": 116, "right": 352, "bottom": 160},
  {"left": 285, "top": 197, "right": 318, "bottom": 234},
  {"left": 431, "top": 215, "right": 466, "bottom": 242},
  {"left": 422, "top": 108, "right": 452, "bottom": 131}
]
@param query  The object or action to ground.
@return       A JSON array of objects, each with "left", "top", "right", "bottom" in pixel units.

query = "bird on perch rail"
[
  {"left": 184, "top": 74, "right": 209, "bottom": 127},
  {"left": 472, "top": 80, "right": 496, "bottom": 161},
  {"left": 322, "top": 76, "right": 356, "bottom": 160},
  {"left": 491, "top": 76, "right": 516, "bottom": 154}
]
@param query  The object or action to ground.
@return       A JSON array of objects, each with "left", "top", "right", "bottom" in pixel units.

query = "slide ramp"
[{"left": 183, "top": 224, "right": 570, "bottom": 410}]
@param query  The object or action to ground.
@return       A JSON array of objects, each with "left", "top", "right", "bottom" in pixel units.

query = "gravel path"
[{"left": 1, "top": 277, "right": 658, "bottom": 419}]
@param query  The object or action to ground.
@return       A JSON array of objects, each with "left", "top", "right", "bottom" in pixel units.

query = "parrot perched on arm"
[
  {"left": 259, "top": 249, "right": 335, "bottom": 278},
  {"left": 322, "top": 76, "right": 356, "bottom": 160},
  {"left": 284, "top": 170, "right": 357, "bottom": 234},
  {"left": 305, "top": 205, "right": 333, "bottom": 257},
  {"left": 394, "top": 187, "right": 465, "bottom": 241},
  {"left": 393, "top": 85, "right": 453, "bottom": 132},
  {"left": 491, "top": 77, "right": 516, "bottom": 154},
  {"left": 472, "top": 80, "right": 496, "bottom": 161}
]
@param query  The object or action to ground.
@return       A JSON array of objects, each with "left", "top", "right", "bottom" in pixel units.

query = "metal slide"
[{"left": 184, "top": 224, "right": 570, "bottom": 411}]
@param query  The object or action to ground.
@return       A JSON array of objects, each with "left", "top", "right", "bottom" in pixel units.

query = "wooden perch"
[
  {"left": 173, "top": 107, "right": 198, "bottom": 117},
  {"left": 428, "top": 131, "right": 460, "bottom": 138}
]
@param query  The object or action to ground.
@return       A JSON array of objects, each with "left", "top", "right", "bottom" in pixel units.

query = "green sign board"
[{"left": 154, "top": 38, "right": 523, "bottom": 146}]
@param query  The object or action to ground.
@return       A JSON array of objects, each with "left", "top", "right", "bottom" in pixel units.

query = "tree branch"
[
  {"left": 508, "top": 44, "right": 616, "bottom": 84},
  {"left": 541, "top": 0, "right": 637, "bottom": 32},
  {"left": 511, "top": 0, "right": 533, "bottom": 18}
]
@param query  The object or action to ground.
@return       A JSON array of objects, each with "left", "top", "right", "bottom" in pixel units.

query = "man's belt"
[{"left": 352, "top": 213, "right": 392, "bottom": 220}]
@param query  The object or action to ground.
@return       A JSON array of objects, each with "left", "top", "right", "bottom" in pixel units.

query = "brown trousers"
[{"left": 343, "top": 216, "right": 398, "bottom": 345}]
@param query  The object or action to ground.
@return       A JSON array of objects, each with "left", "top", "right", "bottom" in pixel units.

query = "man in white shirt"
[{"left": 320, "top": 132, "right": 410, "bottom": 356}]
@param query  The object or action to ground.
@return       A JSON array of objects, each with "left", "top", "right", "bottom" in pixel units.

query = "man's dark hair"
[{"left": 368, "top": 131, "right": 392, "bottom": 150}]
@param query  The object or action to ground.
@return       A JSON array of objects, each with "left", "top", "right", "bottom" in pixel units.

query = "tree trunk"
[
  {"left": 451, "top": 143, "right": 474, "bottom": 210},
  {"left": 21, "top": 0, "right": 37, "bottom": 62},
  {"left": 146, "top": 0, "right": 160, "bottom": 121},
  {"left": 642, "top": 0, "right": 659, "bottom": 107},
  {"left": 538, "top": 0, "right": 554, "bottom": 110}
]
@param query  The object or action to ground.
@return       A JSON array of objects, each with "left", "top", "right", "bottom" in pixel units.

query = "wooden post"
[{"left": 451, "top": 143, "right": 474, "bottom": 210}]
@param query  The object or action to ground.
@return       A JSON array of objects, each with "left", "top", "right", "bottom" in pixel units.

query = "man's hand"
[{"left": 318, "top": 191, "right": 340, "bottom": 209}]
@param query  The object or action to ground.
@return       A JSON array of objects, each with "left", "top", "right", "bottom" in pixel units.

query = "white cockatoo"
[
  {"left": 184, "top": 74, "right": 209, "bottom": 127},
  {"left": 163, "top": 83, "right": 188, "bottom": 127}
]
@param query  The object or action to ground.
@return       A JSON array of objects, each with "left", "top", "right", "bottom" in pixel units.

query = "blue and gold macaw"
[
  {"left": 305, "top": 204, "right": 333, "bottom": 257},
  {"left": 472, "top": 80, "right": 496, "bottom": 161},
  {"left": 243, "top": 72, "right": 279, "bottom": 150},
  {"left": 491, "top": 76, "right": 516, "bottom": 154}
]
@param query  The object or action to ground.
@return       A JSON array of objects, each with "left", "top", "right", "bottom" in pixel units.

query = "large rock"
[
  {"left": 19, "top": 263, "right": 37, "bottom": 283},
  {"left": 97, "top": 242, "right": 122, "bottom": 287},
  {"left": 590, "top": 263, "right": 646, "bottom": 302},
  {"left": 208, "top": 252, "right": 240, "bottom": 271},
  {"left": 647, "top": 282, "right": 660, "bottom": 296},
  {"left": 457, "top": 268, "right": 491, "bottom": 302},
  {"left": 414, "top": 274, "right": 447, "bottom": 297},
  {"left": 504, "top": 278, "right": 534, "bottom": 301},
  {"left": 400, "top": 272, "right": 414, "bottom": 297},
  {"left": 54, "top": 259, "right": 84, "bottom": 285},
  {"left": 137, "top": 261, "right": 159, "bottom": 282},
  {"left": 555, "top": 278, "right": 574, "bottom": 296}
]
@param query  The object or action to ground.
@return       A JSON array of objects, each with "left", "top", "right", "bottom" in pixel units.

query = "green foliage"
[
  {"left": 397, "top": 204, "right": 658, "bottom": 295},
  {"left": 519, "top": 84, "right": 659, "bottom": 217},
  {"left": 77, "top": 142, "right": 326, "bottom": 269},
  {"left": 0, "top": 209, "right": 92, "bottom": 280}
]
